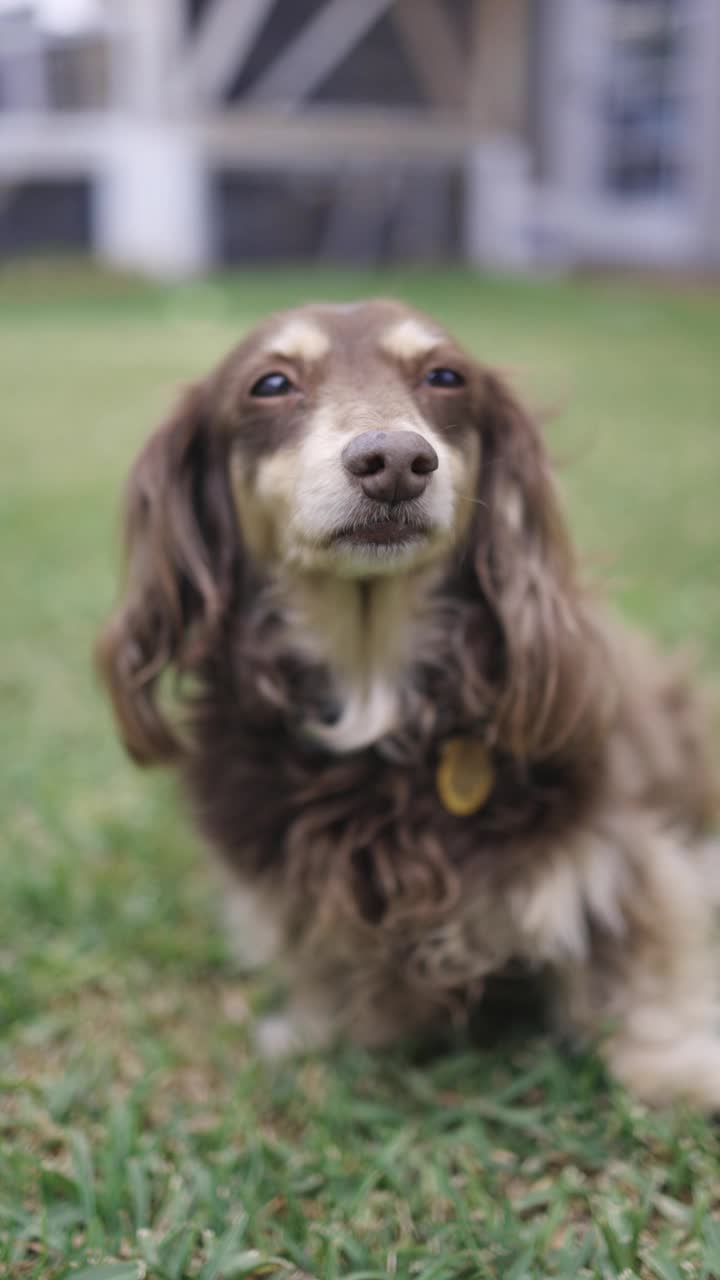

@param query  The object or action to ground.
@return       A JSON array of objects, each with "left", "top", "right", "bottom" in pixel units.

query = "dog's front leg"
[
  {"left": 255, "top": 996, "right": 338, "bottom": 1061},
  {"left": 254, "top": 966, "right": 450, "bottom": 1059},
  {"left": 549, "top": 832, "right": 720, "bottom": 1109}
]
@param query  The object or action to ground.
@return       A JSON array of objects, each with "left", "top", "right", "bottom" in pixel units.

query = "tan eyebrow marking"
[
  {"left": 262, "top": 319, "right": 330, "bottom": 363},
  {"left": 380, "top": 317, "right": 443, "bottom": 362}
]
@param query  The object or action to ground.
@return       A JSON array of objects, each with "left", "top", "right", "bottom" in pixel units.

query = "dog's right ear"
[{"left": 96, "top": 384, "right": 240, "bottom": 765}]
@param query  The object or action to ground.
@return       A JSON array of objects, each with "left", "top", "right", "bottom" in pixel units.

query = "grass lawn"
[{"left": 1, "top": 261, "right": 719, "bottom": 1280}]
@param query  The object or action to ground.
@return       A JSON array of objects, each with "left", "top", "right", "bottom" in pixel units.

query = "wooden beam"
[
  {"left": 0, "top": 114, "right": 108, "bottom": 178},
  {"left": 391, "top": 0, "right": 466, "bottom": 111},
  {"left": 0, "top": 108, "right": 476, "bottom": 180},
  {"left": 112, "top": 0, "right": 185, "bottom": 114},
  {"left": 175, "top": 0, "right": 274, "bottom": 106},
  {"left": 202, "top": 107, "right": 473, "bottom": 162},
  {"left": 467, "top": 0, "right": 531, "bottom": 135},
  {"left": 246, "top": 0, "right": 395, "bottom": 107}
]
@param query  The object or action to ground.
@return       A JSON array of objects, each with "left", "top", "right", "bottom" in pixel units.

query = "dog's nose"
[{"left": 342, "top": 430, "right": 438, "bottom": 503}]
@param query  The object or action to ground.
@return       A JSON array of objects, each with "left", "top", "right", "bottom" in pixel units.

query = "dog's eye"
[
  {"left": 250, "top": 372, "right": 296, "bottom": 397},
  {"left": 425, "top": 367, "right": 465, "bottom": 389}
]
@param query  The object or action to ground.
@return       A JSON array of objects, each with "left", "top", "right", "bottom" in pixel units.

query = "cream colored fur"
[
  {"left": 380, "top": 317, "right": 444, "bottom": 362},
  {"left": 261, "top": 318, "right": 330, "bottom": 363},
  {"left": 286, "top": 570, "right": 435, "bottom": 751}
]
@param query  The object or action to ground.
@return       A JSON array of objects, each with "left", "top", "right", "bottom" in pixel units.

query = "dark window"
[
  {"left": 212, "top": 167, "right": 461, "bottom": 264},
  {"left": 0, "top": 179, "right": 92, "bottom": 257},
  {"left": 602, "top": 0, "right": 687, "bottom": 196}
]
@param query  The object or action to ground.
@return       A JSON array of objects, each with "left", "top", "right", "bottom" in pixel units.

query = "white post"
[
  {"left": 690, "top": 0, "right": 720, "bottom": 266},
  {"left": 96, "top": 123, "right": 208, "bottom": 279},
  {"left": 95, "top": 0, "right": 211, "bottom": 278},
  {"left": 463, "top": 0, "right": 534, "bottom": 268},
  {"left": 464, "top": 139, "right": 533, "bottom": 270}
]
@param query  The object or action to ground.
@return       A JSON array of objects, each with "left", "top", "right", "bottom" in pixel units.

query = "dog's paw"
[
  {"left": 608, "top": 1035, "right": 720, "bottom": 1110},
  {"left": 254, "top": 1005, "right": 335, "bottom": 1061},
  {"left": 254, "top": 1013, "right": 305, "bottom": 1061}
]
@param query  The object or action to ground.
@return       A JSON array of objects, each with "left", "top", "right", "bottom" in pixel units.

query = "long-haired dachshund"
[{"left": 97, "top": 300, "right": 720, "bottom": 1106}]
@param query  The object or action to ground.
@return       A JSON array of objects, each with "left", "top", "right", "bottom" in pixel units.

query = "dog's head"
[
  {"left": 210, "top": 299, "right": 485, "bottom": 577},
  {"left": 98, "top": 300, "right": 592, "bottom": 763}
]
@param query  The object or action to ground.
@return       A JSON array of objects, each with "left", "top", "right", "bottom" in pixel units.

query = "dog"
[{"left": 97, "top": 299, "right": 720, "bottom": 1106}]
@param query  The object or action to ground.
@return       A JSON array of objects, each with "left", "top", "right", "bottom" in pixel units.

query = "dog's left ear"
[
  {"left": 471, "top": 371, "right": 606, "bottom": 758},
  {"left": 96, "top": 384, "right": 241, "bottom": 764}
]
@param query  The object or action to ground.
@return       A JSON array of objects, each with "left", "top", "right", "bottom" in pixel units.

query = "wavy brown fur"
[{"left": 97, "top": 300, "right": 720, "bottom": 1104}]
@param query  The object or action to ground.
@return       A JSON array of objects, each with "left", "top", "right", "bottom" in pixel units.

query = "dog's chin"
[
  {"left": 287, "top": 518, "right": 447, "bottom": 578},
  {"left": 332, "top": 531, "right": 430, "bottom": 579},
  {"left": 334, "top": 515, "right": 429, "bottom": 548}
]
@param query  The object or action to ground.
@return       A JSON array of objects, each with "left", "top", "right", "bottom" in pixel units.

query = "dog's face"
[
  {"left": 99, "top": 297, "right": 582, "bottom": 765},
  {"left": 214, "top": 300, "right": 481, "bottom": 577}
]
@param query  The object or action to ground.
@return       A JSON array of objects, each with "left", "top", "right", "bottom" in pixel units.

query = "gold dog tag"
[{"left": 437, "top": 736, "right": 495, "bottom": 817}]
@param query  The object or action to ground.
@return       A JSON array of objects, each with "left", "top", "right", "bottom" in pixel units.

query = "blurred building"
[{"left": 0, "top": 0, "right": 718, "bottom": 275}]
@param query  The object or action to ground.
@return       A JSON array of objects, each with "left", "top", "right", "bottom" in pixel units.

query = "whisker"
[{"left": 455, "top": 492, "right": 488, "bottom": 509}]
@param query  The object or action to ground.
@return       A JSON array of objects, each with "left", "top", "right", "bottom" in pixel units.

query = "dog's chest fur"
[{"left": 184, "top": 583, "right": 602, "bottom": 960}]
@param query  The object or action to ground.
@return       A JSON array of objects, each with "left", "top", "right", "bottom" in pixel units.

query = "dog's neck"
[{"left": 282, "top": 569, "right": 435, "bottom": 753}]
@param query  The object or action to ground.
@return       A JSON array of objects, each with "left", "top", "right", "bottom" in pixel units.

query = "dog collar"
[{"left": 436, "top": 735, "right": 495, "bottom": 816}]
